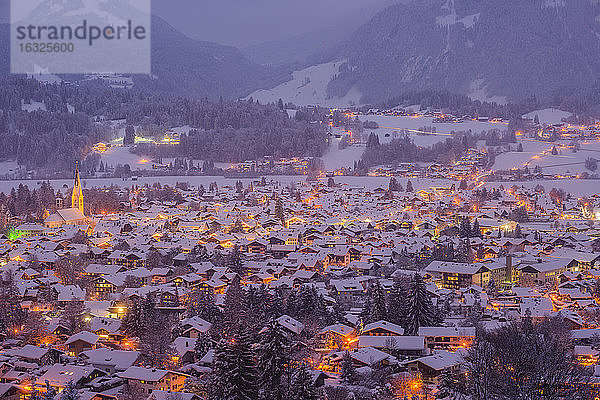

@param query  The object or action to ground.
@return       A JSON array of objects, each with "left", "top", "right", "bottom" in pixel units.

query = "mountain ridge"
[
  {"left": 0, "top": 16, "right": 290, "bottom": 100},
  {"left": 325, "top": 0, "right": 600, "bottom": 104}
]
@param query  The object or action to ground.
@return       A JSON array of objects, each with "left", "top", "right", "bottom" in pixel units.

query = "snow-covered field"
[
  {"left": 21, "top": 100, "right": 47, "bottom": 113},
  {"left": 357, "top": 114, "right": 506, "bottom": 146},
  {"left": 493, "top": 138, "right": 600, "bottom": 175},
  {"left": 99, "top": 146, "right": 156, "bottom": 170},
  {"left": 0, "top": 161, "right": 21, "bottom": 176},
  {"left": 97, "top": 146, "right": 231, "bottom": 171},
  {"left": 322, "top": 130, "right": 365, "bottom": 171},
  {"left": 468, "top": 79, "right": 507, "bottom": 105},
  {"left": 0, "top": 167, "right": 595, "bottom": 197},
  {"left": 522, "top": 108, "right": 572, "bottom": 125},
  {"left": 248, "top": 61, "right": 362, "bottom": 107}
]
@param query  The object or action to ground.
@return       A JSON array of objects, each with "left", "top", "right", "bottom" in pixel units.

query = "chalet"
[
  {"left": 65, "top": 331, "right": 100, "bottom": 356},
  {"left": 90, "top": 317, "right": 123, "bottom": 342},
  {"left": 80, "top": 348, "right": 140, "bottom": 374},
  {"left": 518, "top": 259, "right": 567, "bottom": 287},
  {"left": 180, "top": 316, "right": 212, "bottom": 338},
  {"left": 92, "top": 275, "right": 125, "bottom": 296},
  {"left": 118, "top": 366, "right": 189, "bottom": 395},
  {"left": 357, "top": 335, "right": 426, "bottom": 358},
  {"left": 172, "top": 337, "right": 197, "bottom": 364},
  {"left": 246, "top": 239, "right": 268, "bottom": 254},
  {"left": 0, "top": 384, "right": 25, "bottom": 400},
  {"left": 425, "top": 261, "right": 491, "bottom": 289},
  {"left": 418, "top": 327, "right": 476, "bottom": 350},
  {"left": 404, "top": 351, "right": 463, "bottom": 386},
  {"left": 329, "top": 279, "right": 365, "bottom": 301},
  {"left": 316, "top": 324, "right": 355, "bottom": 352},
  {"left": 108, "top": 251, "right": 145, "bottom": 269},
  {"left": 36, "top": 364, "right": 105, "bottom": 392},
  {"left": 327, "top": 347, "right": 397, "bottom": 371},
  {"left": 362, "top": 320, "right": 404, "bottom": 336},
  {"left": 276, "top": 315, "right": 304, "bottom": 336}
]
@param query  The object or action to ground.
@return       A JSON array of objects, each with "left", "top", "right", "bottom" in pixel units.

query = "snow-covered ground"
[
  {"left": 0, "top": 160, "right": 22, "bottom": 176},
  {"left": 28, "top": 73, "right": 62, "bottom": 84},
  {"left": 357, "top": 114, "right": 506, "bottom": 146},
  {"left": 321, "top": 130, "right": 365, "bottom": 171},
  {"left": 522, "top": 108, "right": 572, "bottom": 125},
  {"left": 97, "top": 146, "right": 231, "bottom": 171},
  {"left": 98, "top": 146, "right": 156, "bottom": 170},
  {"left": 493, "top": 138, "right": 600, "bottom": 176},
  {"left": 468, "top": 79, "right": 508, "bottom": 105},
  {"left": 248, "top": 61, "right": 362, "bottom": 107},
  {"left": 21, "top": 100, "right": 47, "bottom": 112},
  {"left": 0, "top": 174, "right": 595, "bottom": 197},
  {"left": 2, "top": 172, "right": 596, "bottom": 197}
]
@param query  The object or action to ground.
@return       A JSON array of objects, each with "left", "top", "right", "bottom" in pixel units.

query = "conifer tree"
[
  {"left": 223, "top": 276, "right": 247, "bottom": 331},
  {"left": 340, "top": 351, "right": 356, "bottom": 384},
  {"left": 211, "top": 331, "right": 257, "bottom": 400},
  {"left": 405, "top": 273, "right": 437, "bottom": 335},
  {"left": 194, "top": 331, "right": 213, "bottom": 362},
  {"left": 257, "top": 320, "right": 291, "bottom": 400},
  {"left": 472, "top": 219, "right": 481, "bottom": 237},
  {"left": 274, "top": 197, "right": 285, "bottom": 225},
  {"left": 362, "top": 281, "right": 387, "bottom": 323},
  {"left": 290, "top": 364, "right": 319, "bottom": 400},
  {"left": 60, "top": 380, "right": 80, "bottom": 400},
  {"left": 43, "top": 380, "right": 56, "bottom": 400},
  {"left": 388, "top": 279, "right": 409, "bottom": 328}
]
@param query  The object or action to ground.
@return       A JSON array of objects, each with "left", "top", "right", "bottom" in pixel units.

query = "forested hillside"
[
  {"left": 0, "top": 17, "right": 290, "bottom": 100},
  {"left": 0, "top": 77, "right": 328, "bottom": 171},
  {"left": 328, "top": 0, "right": 600, "bottom": 105}
]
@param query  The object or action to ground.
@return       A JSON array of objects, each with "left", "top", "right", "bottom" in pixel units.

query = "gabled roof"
[
  {"left": 408, "top": 350, "right": 463, "bottom": 371},
  {"left": 118, "top": 366, "right": 174, "bottom": 382},
  {"left": 425, "top": 261, "right": 483, "bottom": 275},
  {"left": 80, "top": 348, "right": 140, "bottom": 370},
  {"left": 36, "top": 364, "right": 103, "bottom": 388},
  {"left": 363, "top": 320, "right": 404, "bottom": 336},
  {"left": 65, "top": 331, "right": 99, "bottom": 346},
  {"left": 276, "top": 315, "right": 304, "bottom": 335},
  {"left": 320, "top": 324, "right": 354, "bottom": 337}
]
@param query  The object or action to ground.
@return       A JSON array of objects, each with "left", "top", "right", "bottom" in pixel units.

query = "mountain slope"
[
  {"left": 133, "top": 16, "right": 289, "bottom": 99},
  {"left": 326, "top": 0, "right": 600, "bottom": 104},
  {"left": 0, "top": 16, "right": 289, "bottom": 100}
]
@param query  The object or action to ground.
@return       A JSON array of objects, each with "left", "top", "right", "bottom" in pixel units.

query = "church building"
[{"left": 45, "top": 163, "right": 88, "bottom": 228}]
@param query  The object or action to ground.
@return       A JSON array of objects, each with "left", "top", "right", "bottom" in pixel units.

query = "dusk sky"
[{"left": 1, "top": 0, "right": 397, "bottom": 47}]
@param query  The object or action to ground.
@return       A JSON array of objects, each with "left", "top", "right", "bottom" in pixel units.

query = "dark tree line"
[
  {"left": 0, "top": 76, "right": 329, "bottom": 171},
  {"left": 361, "top": 274, "right": 442, "bottom": 335},
  {"left": 359, "top": 132, "right": 480, "bottom": 170}
]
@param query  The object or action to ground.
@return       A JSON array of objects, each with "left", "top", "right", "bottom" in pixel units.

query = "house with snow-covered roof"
[{"left": 118, "top": 366, "right": 189, "bottom": 395}]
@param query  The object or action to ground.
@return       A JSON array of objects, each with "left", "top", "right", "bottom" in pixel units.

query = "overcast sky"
[
  {"left": 1, "top": 0, "right": 398, "bottom": 47},
  {"left": 150, "top": 0, "right": 397, "bottom": 47}
]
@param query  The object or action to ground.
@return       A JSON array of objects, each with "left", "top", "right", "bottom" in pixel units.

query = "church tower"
[{"left": 71, "top": 162, "right": 84, "bottom": 215}]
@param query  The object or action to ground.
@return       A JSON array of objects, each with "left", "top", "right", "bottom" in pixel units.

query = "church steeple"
[{"left": 72, "top": 162, "right": 84, "bottom": 215}]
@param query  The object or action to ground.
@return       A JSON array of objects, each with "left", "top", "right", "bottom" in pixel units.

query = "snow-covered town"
[
  {"left": 0, "top": 157, "right": 599, "bottom": 399},
  {"left": 5, "top": 1, "right": 600, "bottom": 399}
]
